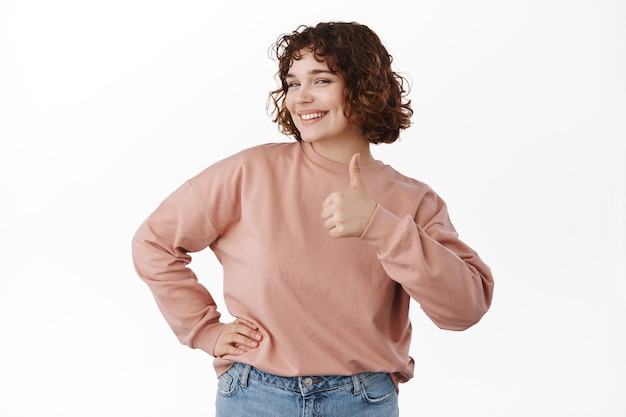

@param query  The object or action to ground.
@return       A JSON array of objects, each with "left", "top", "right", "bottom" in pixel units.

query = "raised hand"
[
  {"left": 321, "top": 153, "right": 376, "bottom": 238},
  {"left": 213, "top": 317, "right": 263, "bottom": 357}
]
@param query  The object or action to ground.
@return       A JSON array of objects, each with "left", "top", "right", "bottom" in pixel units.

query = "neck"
[{"left": 309, "top": 139, "right": 374, "bottom": 165}]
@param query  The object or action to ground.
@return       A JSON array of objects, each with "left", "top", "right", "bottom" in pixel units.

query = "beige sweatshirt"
[{"left": 132, "top": 141, "right": 494, "bottom": 385}]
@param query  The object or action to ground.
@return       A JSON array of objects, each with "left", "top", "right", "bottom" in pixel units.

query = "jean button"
[{"left": 303, "top": 377, "right": 313, "bottom": 387}]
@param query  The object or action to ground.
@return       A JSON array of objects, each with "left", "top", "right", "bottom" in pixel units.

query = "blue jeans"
[{"left": 215, "top": 362, "right": 399, "bottom": 417}]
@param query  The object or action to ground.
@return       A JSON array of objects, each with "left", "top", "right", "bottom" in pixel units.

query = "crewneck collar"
[{"left": 299, "top": 142, "right": 385, "bottom": 174}]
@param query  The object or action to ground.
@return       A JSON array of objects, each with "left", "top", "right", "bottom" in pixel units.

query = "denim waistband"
[{"left": 229, "top": 362, "right": 379, "bottom": 396}]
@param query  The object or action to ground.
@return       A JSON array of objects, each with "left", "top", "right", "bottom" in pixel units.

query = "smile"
[{"left": 300, "top": 112, "right": 327, "bottom": 121}]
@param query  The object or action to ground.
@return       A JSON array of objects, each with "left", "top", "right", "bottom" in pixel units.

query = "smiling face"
[{"left": 284, "top": 51, "right": 363, "bottom": 149}]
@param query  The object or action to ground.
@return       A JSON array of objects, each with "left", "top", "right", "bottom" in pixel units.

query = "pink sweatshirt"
[{"left": 132, "top": 142, "right": 494, "bottom": 385}]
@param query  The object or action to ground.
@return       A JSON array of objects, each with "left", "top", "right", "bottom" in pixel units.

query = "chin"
[{"left": 300, "top": 134, "right": 326, "bottom": 143}]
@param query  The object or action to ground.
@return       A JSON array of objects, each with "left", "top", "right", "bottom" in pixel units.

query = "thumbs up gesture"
[{"left": 321, "top": 153, "right": 377, "bottom": 238}]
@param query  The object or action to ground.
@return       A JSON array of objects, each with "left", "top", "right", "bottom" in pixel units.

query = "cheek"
[
  {"left": 284, "top": 93, "right": 294, "bottom": 111},
  {"left": 284, "top": 98, "right": 298, "bottom": 123}
]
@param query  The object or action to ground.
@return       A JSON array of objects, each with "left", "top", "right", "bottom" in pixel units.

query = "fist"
[{"left": 321, "top": 153, "right": 376, "bottom": 238}]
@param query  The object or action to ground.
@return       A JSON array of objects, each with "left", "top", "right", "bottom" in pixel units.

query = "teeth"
[{"left": 301, "top": 112, "right": 325, "bottom": 121}]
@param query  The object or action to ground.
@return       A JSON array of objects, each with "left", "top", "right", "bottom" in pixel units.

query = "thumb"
[{"left": 348, "top": 153, "right": 365, "bottom": 191}]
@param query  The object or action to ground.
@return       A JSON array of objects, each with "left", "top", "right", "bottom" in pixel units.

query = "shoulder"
[
  {"left": 378, "top": 163, "right": 435, "bottom": 196},
  {"left": 212, "top": 142, "right": 298, "bottom": 167},
  {"left": 236, "top": 141, "right": 298, "bottom": 157},
  {"left": 374, "top": 163, "right": 449, "bottom": 217},
  {"left": 189, "top": 142, "right": 298, "bottom": 183},
  {"left": 198, "top": 141, "right": 297, "bottom": 170}
]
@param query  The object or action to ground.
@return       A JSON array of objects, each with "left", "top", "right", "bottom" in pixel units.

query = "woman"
[{"left": 132, "top": 21, "right": 494, "bottom": 416}]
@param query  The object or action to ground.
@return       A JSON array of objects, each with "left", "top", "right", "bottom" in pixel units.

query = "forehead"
[{"left": 287, "top": 51, "right": 333, "bottom": 75}]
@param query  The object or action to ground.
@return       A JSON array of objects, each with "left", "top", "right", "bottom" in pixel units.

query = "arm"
[
  {"left": 321, "top": 153, "right": 493, "bottom": 330},
  {"left": 361, "top": 191, "right": 494, "bottom": 330},
  {"left": 131, "top": 181, "right": 226, "bottom": 354}
]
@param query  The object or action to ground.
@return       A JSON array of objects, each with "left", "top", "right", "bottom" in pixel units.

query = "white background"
[{"left": 1, "top": 1, "right": 624, "bottom": 416}]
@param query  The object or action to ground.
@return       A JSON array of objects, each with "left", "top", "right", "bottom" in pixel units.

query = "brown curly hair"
[{"left": 268, "top": 22, "right": 413, "bottom": 144}]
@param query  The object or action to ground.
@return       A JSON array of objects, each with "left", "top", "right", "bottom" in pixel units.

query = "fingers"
[
  {"left": 234, "top": 317, "right": 258, "bottom": 330},
  {"left": 320, "top": 194, "right": 335, "bottom": 221},
  {"left": 213, "top": 318, "right": 263, "bottom": 357},
  {"left": 236, "top": 319, "right": 262, "bottom": 342},
  {"left": 349, "top": 153, "right": 365, "bottom": 191}
]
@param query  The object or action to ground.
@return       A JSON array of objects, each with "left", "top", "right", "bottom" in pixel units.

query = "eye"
[
  {"left": 315, "top": 79, "right": 330, "bottom": 85},
  {"left": 287, "top": 81, "right": 300, "bottom": 89}
]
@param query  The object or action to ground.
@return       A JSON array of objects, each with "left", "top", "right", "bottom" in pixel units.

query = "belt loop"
[
  {"left": 351, "top": 374, "right": 361, "bottom": 395},
  {"left": 239, "top": 363, "right": 251, "bottom": 388}
]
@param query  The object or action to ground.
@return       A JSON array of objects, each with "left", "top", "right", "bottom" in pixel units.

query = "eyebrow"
[{"left": 285, "top": 69, "right": 336, "bottom": 79}]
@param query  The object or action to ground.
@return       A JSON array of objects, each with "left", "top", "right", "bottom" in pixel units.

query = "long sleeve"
[
  {"left": 131, "top": 180, "right": 226, "bottom": 355},
  {"left": 360, "top": 188, "right": 494, "bottom": 330},
  {"left": 131, "top": 142, "right": 493, "bottom": 383}
]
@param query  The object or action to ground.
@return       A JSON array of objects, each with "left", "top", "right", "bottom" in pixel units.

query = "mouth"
[{"left": 300, "top": 112, "right": 327, "bottom": 121}]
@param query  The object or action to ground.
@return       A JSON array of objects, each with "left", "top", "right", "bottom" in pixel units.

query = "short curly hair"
[{"left": 268, "top": 22, "right": 413, "bottom": 144}]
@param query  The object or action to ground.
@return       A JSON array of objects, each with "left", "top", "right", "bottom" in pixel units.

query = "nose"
[{"left": 295, "top": 85, "right": 313, "bottom": 104}]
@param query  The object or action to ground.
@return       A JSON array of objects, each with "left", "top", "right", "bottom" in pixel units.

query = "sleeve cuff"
[
  {"left": 188, "top": 321, "right": 227, "bottom": 357},
  {"left": 360, "top": 204, "right": 412, "bottom": 251}
]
